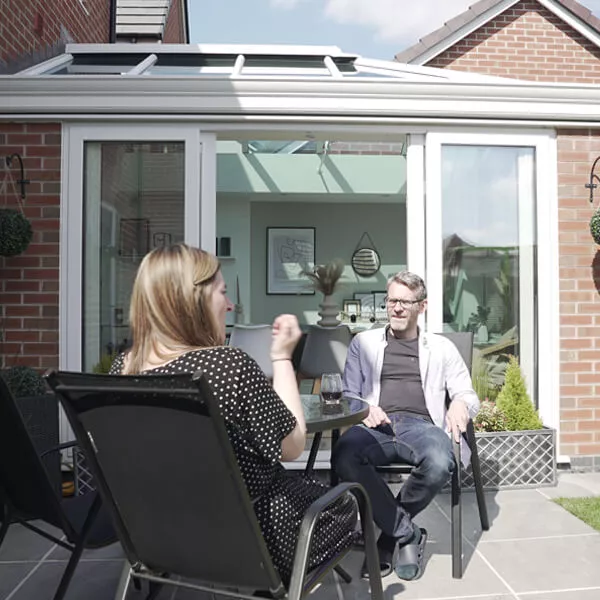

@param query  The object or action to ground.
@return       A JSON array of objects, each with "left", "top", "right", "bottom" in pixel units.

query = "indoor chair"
[{"left": 229, "top": 324, "right": 273, "bottom": 378}]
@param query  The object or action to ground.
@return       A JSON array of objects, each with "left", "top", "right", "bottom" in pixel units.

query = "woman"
[{"left": 109, "top": 243, "right": 357, "bottom": 583}]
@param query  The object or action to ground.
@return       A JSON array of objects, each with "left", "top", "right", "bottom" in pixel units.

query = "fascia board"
[
  {"left": 3, "top": 77, "right": 600, "bottom": 123},
  {"left": 406, "top": 0, "right": 520, "bottom": 65}
]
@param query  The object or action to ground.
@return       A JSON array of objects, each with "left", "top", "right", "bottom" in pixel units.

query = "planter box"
[{"left": 462, "top": 426, "right": 556, "bottom": 490}]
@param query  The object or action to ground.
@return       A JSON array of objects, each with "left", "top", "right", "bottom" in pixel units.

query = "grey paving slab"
[
  {"left": 47, "top": 540, "right": 124, "bottom": 560},
  {"left": 0, "top": 522, "right": 58, "bottom": 562},
  {"left": 7, "top": 559, "right": 124, "bottom": 600},
  {"left": 478, "top": 535, "right": 600, "bottom": 594},
  {"left": 522, "top": 589, "right": 600, "bottom": 600},
  {"left": 434, "top": 491, "right": 596, "bottom": 543},
  {"left": 0, "top": 564, "right": 37, "bottom": 600},
  {"left": 548, "top": 472, "right": 600, "bottom": 497},
  {"left": 338, "top": 546, "right": 510, "bottom": 600}
]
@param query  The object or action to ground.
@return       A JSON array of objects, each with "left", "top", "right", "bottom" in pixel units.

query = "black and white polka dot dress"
[{"left": 110, "top": 346, "right": 357, "bottom": 583}]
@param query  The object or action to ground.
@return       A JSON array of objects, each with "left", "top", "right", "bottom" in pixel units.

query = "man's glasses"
[{"left": 384, "top": 297, "right": 422, "bottom": 310}]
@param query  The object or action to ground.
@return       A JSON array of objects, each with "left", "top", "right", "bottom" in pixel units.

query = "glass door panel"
[
  {"left": 426, "top": 138, "right": 538, "bottom": 404},
  {"left": 82, "top": 141, "right": 185, "bottom": 372}
]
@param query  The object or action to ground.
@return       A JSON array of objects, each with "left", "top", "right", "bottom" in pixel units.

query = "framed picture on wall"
[
  {"left": 266, "top": 227, "right": 315, "bottom": 295},
  {"left": 353, "top": 292, "right": 375, "bottom": 319},
  {"left": 343, "top": 299, "right": 361, "bottom": 316},
  {"left": 373, "top": 291, "right": 388, "bottom": 320}
]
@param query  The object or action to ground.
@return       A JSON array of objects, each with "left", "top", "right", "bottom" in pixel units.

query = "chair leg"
[
  {"left": 333, "top": 564, "right": 352, "bottom": 584},
  {"left": 451, "top": 439, "right": 462, "bottom": 580},
  {"left": 53, "top": 493, "right": 103, "bottom": 600},
  {"left": 330, "top": 429, "right": 340, "bottom": 486},
  {"left": 0, "top": 501, "right": 12, "bottom": 548},
  {"left": 467, "top": 421, "right": 490, "bottom": 531}
]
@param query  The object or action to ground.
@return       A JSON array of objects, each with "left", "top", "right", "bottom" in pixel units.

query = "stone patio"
[{"left": 1, "top": 472, "right": 600, "bottom": 600}]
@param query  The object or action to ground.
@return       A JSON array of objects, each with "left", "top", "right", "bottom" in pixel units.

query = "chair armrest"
[
  {"left": 40, "top": 440, "right": 78, "bottom": 458},
  {"left": 288, "top": 482, "right": 382, "bottom": 599}
]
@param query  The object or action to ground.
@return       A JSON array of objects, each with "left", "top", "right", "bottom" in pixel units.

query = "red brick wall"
[
  {"left": 0, "top": 0, "right": 110, "bottom": 73},
  {"left": 427, "top": 0, "right": 600, "bottom": 83},
  {"left": 423, "top": 0, "right": 600, "bottom": 458},
  {"left": 163, "top": 0, "right": 186, "bottom": 44},
  {"left": 0, "top": 123, "right": 61, "bottom": 371},
  {"left": 556, "top": 130, "right": 600, "bottom": 459}
]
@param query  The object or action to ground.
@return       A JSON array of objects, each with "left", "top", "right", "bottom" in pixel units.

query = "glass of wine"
[{"left": 320, "top": 373, "right": 343, "bottom": 405}]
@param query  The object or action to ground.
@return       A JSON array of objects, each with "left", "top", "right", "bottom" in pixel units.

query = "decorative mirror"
[{"left": 351, "top": 232, "right": 381, "bottom": 277}]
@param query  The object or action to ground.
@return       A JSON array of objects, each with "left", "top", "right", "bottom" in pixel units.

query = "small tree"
[{"left": 496, "top": 356, "right": 543, "bottom": 431}]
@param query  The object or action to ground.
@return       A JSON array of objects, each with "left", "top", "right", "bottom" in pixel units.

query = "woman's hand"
[{"left": 270, "top": 314, "right": 302, "bottom": 361}]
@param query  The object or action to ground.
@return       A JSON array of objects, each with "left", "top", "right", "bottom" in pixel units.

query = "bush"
[
  {"left": 92, "top": 352, "right": 117, "bottom": 374},
  {"left": 1, "top": 365, "right": 47, "bottom": 398},
  {"left": 496, "top": 356, "right": 543, "bottom": 431},
  {"left": 473, "top": 400, "right": 508, "bottom": 433},
  {"left": 0, "top": 209, "right": 33, "bottom": 257}
]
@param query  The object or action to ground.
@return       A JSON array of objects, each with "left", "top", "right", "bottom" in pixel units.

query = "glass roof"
[{"left": 15, "top": 43, "right": 506, "bottom": 84}]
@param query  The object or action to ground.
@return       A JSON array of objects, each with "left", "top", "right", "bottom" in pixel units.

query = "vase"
[
  {"left": 477, "top": 324, "right": 489, "bottom": 343},
  {"left": 317, "top": 295, "right": 341, "bottom": 327}
]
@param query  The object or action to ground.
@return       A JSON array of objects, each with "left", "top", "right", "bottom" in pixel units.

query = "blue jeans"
[{"left": 332, "top": 414, "right": 455, "bottom": 544}]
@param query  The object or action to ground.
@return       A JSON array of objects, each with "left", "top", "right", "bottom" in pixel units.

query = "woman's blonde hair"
[{"left": 123, "top": 243, "right": 221, "bottom": 374}]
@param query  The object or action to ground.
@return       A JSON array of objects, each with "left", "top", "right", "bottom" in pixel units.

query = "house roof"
[{"left": 395, "top": 0, "right": 600, "bottom": 64}]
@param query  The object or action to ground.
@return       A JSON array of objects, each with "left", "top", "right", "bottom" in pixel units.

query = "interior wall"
[{"left": 249, "top": 200, "right": 407, "bottom": 325}]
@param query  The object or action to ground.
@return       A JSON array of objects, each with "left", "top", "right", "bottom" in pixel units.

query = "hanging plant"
[
  {"left": 590, "top": 208, "right": 600, "bottom": 245},
  {"left": 0, "top": 208, "right": 33, "bottom": 257}
]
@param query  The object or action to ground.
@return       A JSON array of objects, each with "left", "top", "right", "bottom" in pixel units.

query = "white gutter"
[{"left": 3, "top": 76, "right": 600, "bottom": 124}]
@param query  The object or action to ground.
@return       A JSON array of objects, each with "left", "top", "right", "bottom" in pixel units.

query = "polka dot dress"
[{"left": 110, "top": 346, "right": 357, "bottom": 583}]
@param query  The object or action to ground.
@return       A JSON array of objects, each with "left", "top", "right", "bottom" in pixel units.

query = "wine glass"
[{"left": 320, "top": 373, "right": 343, "bottom": 405}]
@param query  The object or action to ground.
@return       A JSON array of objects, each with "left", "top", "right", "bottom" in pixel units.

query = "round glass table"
[{"left": 301, "top": 394, "right": 369, "bottom": 483}]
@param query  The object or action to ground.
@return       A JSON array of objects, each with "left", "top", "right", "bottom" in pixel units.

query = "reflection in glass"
[
  {"left": 441, "top": 145, "right": 536, "bottom": 403},
  {"left": 83, "top": 142, "right": 185, "bottom": 372}
]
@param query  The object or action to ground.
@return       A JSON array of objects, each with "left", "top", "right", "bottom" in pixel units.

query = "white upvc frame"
[
  {"left": 60, "top": 123, "right": 216, "bottom": 374},
  {"left": 424, "top": 131, "right": 560, "bottom": 440}
]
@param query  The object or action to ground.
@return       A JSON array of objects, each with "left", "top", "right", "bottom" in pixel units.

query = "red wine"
[{"left": 321, "top": 391, "right": 342, "bottom": 403}]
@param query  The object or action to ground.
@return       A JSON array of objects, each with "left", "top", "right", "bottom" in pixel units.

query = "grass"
[{"left": 554, "top": 496, "right": 600, "bottom": 531}]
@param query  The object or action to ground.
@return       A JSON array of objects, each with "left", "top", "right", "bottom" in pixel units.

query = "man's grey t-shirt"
[{"left": 379, "top": 333, "right": 431, "bottom": 420}]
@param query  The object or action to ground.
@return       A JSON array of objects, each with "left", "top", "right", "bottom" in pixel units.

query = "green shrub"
[
  {"left": 0, "top": 365, "right": 47, "bottom": 398},
  {"left": 92, "top": 352, "right": 117, "bottom": 374},
  {"left": 473, "top": 400, "right": 508, "bottom": 432},
  {"left": 496, "top": 356, "right": 543, "bottom": 431}
]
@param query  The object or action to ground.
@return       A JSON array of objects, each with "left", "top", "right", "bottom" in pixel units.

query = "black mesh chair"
[
  {"left": 0, "top": 376, "right": 117, "bottom": 600},
  {"left": 45, "top": 369, "right": 384, "bottom": 600},
  {"left": 375, "top": 331, "right": 489, "bottom": 578}
]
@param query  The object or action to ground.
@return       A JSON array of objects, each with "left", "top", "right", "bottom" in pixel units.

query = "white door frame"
[
  {"left": 60, "top": 123, "right": 216, "bottom": 373},
  {"left": 424, "top": 130, "right": 560, "bottom": 441}
]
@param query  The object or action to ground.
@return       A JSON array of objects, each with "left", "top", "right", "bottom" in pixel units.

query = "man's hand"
[
  {"left": 446, "top": 399, "right": 469, "bottom": 442},
  {"left": 362, "top": 405, "right": 391, "bottom": 428}
]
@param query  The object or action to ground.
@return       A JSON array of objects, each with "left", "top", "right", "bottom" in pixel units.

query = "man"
[{"left": 332, "top": 271, "right": 479, "bottom": 581}]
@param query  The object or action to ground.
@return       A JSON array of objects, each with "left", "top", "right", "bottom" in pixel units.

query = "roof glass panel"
[{"left": 13, "top": 43, "right": 508, "bottom": 84}]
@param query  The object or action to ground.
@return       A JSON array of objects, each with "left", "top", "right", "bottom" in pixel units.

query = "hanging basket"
[
  {"left": 0, "top": 208, "right": 33, "bottom": 257},
  {"left": 590, "top": 209, "right": 600, "bottom": 245},
  {"left": 351, "top": 232, "right": 381, "bottom": 277}
]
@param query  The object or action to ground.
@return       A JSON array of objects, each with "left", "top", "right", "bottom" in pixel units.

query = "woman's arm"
[{"left": 270, "top": 315, "right": 306, "bottom": 461}]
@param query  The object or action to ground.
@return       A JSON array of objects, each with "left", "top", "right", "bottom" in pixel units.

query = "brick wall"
[
  {"left": 422, "top": 0, "right": 600, "bottom": 459},
  {"left": 427, "top": 0, "right": 600, "bottom": 83},
  {"left": 163, "top": 0, "right": 186, "bottom": 44},
  {"left": 0, "top": 0, "right": 111, "bottom": 73},
  {"left": 0, "top": 123, "right": 61, "bottom": 371},
  {"left": 556, "top": 130, "right": 600, "bottom": 460}
]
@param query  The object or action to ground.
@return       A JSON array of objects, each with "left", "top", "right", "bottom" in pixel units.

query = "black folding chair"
[
  {"left": 45, "top": 369, "right": 384, "bottom": 600},
  {"left": 0, "top": 376, "right": 117, "bottom": 600},
  {"left": 375, "top": 331, "right": 489, "bottom": 578}
]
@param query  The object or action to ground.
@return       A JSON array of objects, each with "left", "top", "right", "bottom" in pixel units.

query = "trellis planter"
[{"left": 463, "top": 427, "right": 556, "bottom": 490}]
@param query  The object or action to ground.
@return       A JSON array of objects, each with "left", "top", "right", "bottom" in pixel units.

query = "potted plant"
[
  {"left": 465, "top": 356, "right": 555, "bottom": 490},
  {"left": 0, "top": 208, "right": 33, "bottom": 257},
  {"left": 301, "top": 259, "right": 345, "bottom": 327},
  {"left": 468, "top": 305, "right": 491, "bottom": 343}
]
